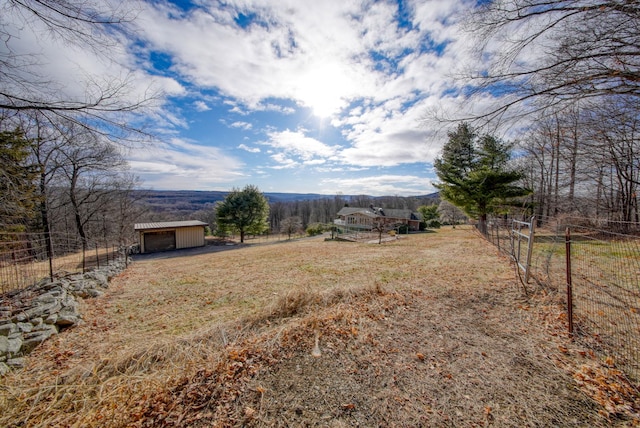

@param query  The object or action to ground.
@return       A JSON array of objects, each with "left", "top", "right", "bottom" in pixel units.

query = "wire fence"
[
  {"left": 0, "top": 232, "right": 128, "bottom": 294},
  {"left": 483, "top": 216, "right": 640, "bottom": 385}
]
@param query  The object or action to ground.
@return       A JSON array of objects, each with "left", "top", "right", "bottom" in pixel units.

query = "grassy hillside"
[{"left": 0, "top": 228, "right": 636, "bottom": 426}]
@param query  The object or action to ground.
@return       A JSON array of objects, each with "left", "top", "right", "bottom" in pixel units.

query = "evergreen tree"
[
  {"left": 434, "top": 123, "right": 530, "bottom": 233},
  {"left": 216, "top": 185, "right": 269, "bottom": 243},
  {"left": 0, "top": 130, "right": 38, "bottom": 233},
  {"left": 417, "top": 204, "right": 440, "bottom": 229}
]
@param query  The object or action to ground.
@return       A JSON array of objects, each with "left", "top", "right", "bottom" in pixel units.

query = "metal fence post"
[
  {"left": 47, "top": 233, "right": 54, "bottom": 281},
  {"left": 565, "top": 227, "right": 574, "bottom": 337},
  {"left": 95, "top": 243, "right": 100, "bottom": 269}
]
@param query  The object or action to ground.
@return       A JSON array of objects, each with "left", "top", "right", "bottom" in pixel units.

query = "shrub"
[{"left": 306, "top": 223, "right": 326, "bottom": 236}]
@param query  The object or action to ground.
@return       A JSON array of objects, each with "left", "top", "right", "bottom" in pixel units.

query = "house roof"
[
  {"left": 336, "top": 207, "right": 422, "bottom": 221},
  {"left": 134, "top": 220, "right": 208, "bottom": 231}
]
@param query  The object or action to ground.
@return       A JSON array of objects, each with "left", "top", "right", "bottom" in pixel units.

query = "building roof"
[
  {"left": 134, "top": 220, "right": 208, "bottom": 231},
  {"left": 336, "top": 207, "right": 422, "bottom": 221}
]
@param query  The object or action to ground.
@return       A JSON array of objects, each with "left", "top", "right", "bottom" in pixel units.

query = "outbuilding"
[{"left": 134, "top": 220, "right": 207, "bottom": 254}]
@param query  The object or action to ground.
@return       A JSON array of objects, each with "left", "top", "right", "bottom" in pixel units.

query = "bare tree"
[
  {"left": 370, "top": 216, "right": 398, "bottom": 244},
  {"left": 53, "top": 123, "right": 127, "bottom": 247},
  {"left": 449, "top": 0, "right": 640, "bottom": 125},
  {"left": 581, "top": 99, "right": 640, "bottom": 224},
  {"left": 107, "top": 173, "right": 145, "bottom": 245},
  {"left": 518, "top": 96, "right": 639, "bottom": 226},
  {"left": 437, "top": 201, "right": 466, "bottom": 225},
  {"left": 280, "top": 216, "right": 303, "bottom": 240},
  {"left": 0, "top": 1, "right": 157, "bottom": 139}
]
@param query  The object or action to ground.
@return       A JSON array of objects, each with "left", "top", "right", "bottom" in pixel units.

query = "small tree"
[
  {"left": 437, "top": 200, "right": 466, "bottom": 225},
  {"left": 216, "top": 185, "right": 269, "bottom": 243},
  {"left": 280, "top": 216, "right": 302, "bottom": 240},
  {"left": 371, "top": 217, "right": 398, "bottom": 244},
  {"left": 434, "top": 123, "right": 530, "bottom": 234},
  {"left": 306, "top": 223, "right": 326, "bottom": 237},
  {"left": 0, "top": 129, "right": 39, "bottom": 233},
  {"left": 417, "top": 204, "right": 440, "bottom": 229}
]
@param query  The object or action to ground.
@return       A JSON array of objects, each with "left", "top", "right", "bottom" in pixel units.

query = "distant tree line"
[{"left": 518, "top": 101, "right": 639, "bottom": 226}]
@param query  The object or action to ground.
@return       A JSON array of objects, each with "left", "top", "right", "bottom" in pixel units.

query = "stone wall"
[{"left": 0, "top": 259, "right": 128, "bottom": 375}]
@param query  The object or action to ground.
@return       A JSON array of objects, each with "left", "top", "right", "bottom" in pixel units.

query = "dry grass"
[{"left": 1, "top": 227, "right": 638, "bottom": 427}]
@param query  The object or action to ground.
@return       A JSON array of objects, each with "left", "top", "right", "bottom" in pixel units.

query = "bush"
[{"left": 306, "top": 223, "right": 326, "bottom": 236}]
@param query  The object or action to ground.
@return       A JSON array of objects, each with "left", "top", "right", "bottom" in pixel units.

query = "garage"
[
  {"left": 143, "top": 230, "right": 176, "bottom": 253},
  {"left": 134, "top": 220, "right": 207, "bottom": 254}
]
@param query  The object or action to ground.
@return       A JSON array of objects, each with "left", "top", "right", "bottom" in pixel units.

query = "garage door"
[{"left": 144, "top": 230, "right": 176, "bottom": 253}]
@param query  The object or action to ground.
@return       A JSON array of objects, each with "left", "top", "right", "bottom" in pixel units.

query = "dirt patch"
[{"left": 134, "top": 283, "right": 605, "bottom": 427}]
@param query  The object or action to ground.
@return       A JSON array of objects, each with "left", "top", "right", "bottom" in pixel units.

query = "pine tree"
[
  {"left": 434, "top": 123, "right": 530, "bottom": 233},
  {"left": 0, "top": 130, "right": 38, "bottom": 233},
  {"left": 216, "top": 185, "right": 269, "bottom": 243}
]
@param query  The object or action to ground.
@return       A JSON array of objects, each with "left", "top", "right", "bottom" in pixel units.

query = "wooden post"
[{"left": 523, "top": 216, "right": 535, "bottom": 284}]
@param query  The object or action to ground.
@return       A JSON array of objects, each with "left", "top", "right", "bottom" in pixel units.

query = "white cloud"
[
  {"left": 128, "top": 138, "right": 245, "bottom": 189},
  {"left": 194, "top": 100, "right": 211, "bottom": 111},
  {"left": 262, "top": 129, "right": 339, "bottom": 162},
  {"left": 321, "top": 174, "right": 435, "bottom": 196},
  {"left": 270, "top": 153, "right": 298, "bottom": 169},
  {"left": 230, "top": 121, "right": 252, "bottom": 130},
  {"left": 238, "top": 144, "right": 260, "bottom": 153}
]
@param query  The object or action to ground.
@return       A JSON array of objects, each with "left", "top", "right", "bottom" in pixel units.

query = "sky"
[{"left": 6, "top": 0, "right": 495, "bottom": 196}]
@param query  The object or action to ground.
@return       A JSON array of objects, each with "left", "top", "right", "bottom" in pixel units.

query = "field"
[{"left": 1, "top": 227, "right": 638, "bottom": 427}]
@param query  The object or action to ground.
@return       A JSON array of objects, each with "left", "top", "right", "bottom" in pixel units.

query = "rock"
[
  {"left": 12, "top": 313, "right": 27, "bottom": 323},
  {"left": 0, "top": 362, "right": 9, "bottom": 376},
  {"left": 43, "top": 283, "right": 64, "bottom": 293},
  {"left": 44, "top": 314, "right": 58, "bottom": 324},
  {"left": 30, "top": 317, "right": 43, "bottom": 327},
  {"left": 85, "top": 289, "right": 104, "bottom": 298},
  {"left": 36, "top": 277, "right": 53, "bottom": 288},
  {"left": 21, "top": 326, "right": 57, "bottom": 353},
  {"left": 61, "top": 296, "right": 77, "bottom": 310},
  {"left": 16, "top": 322, "right": 33, "bottom": 333},
  {"left": 0, "top": 307, "right": 11, "bottom": 318},
  {"left": 0, "top": 336, "right": 21, "bottom": 355},
  {"left": 0, "top": 322, "right": 16, "bottom": 337},
  {"left": 55, "top": 314, "right": 79, "bottom": 327},
  {"left": 7, "top": 357, "right": 25, "bottom": 369},
  {"left": 6, "top": 337, "right": 22, "bottom": 354},
  {"left": 68, "top": 280, "right": 88, "bottom": 293},
  {"left": 34, "top": 292, "right": 58, "bottom": 304},
  {"left": 22, "top": 301, "right": 62, "bottom": 319},
  {"left": 86, "top": 271, "right": 109, "bottom": 288}
]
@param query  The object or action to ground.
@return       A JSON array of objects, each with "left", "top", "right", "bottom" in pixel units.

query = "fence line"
[
  {"left": 482, "top": 216, "right": 640, "bottom": 385},
  {"left": 0, "top": 232, "right": 128, "bottom": 294}
]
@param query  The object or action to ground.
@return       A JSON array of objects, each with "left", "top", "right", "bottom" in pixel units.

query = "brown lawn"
[{"left": 0, "top": 227, "right": 638, "bottom": 427}]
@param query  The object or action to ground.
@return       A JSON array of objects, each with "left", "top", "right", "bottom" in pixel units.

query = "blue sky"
[{"left": 8, "top": 0, "right": 499, "bottom": 195}]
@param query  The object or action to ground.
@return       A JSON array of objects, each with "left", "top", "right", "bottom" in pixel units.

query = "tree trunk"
[
  {"left": 478, "top": 213, "right": 488, "bottom": 236},
  {"left": 69, "top": 168, "right": 88, "bottom": 249}
]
